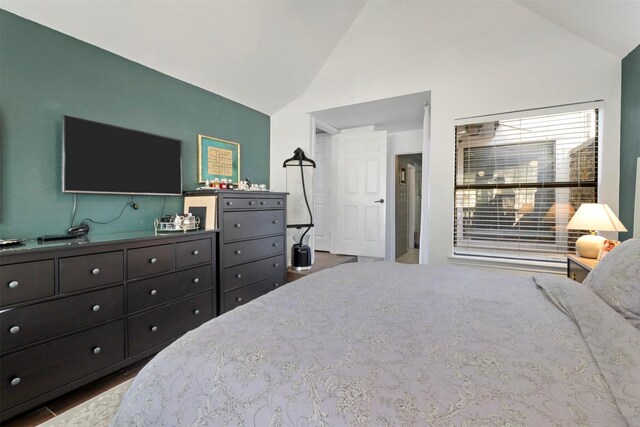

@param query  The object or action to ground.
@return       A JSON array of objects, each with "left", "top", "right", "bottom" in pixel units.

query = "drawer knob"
[
  {"left": 273, "top": 263, "right": 279, "bottom": 267},
  {"left": 235, "top": 223, "right": 241, "bottom": 228},
  {"left": 194, "top": 309, "right": 200, "bottom": 315},
  {"left": 277, "top": 201, "right": 282, "bottom": 205},
  {"left": 273, "top": 220, "right": 278, "bottom": 224},
  {"left": 150, "top": 289, "right": 157, "bottom": 296},
  {"left": 249, "top": 201, "right": 255, "bottom": 205},
  {"left": 92, "top": 304, "right": 100, "bottom": 312},
  {"left": 9, "top": 326, "right": 20, "bottom": 334},
  {"left": 571, "top": 273, "right": 577, "bottom": 280},
  {"left": 236, "top": 274, "right": 242, "bottom": 279},
  {"left": 93, "top": 347, "right": 101, "bottom": 354},
  {"left": 192, "top": 250, "right": 199, "bottom": 255},
  {"left": 150, "top": 258, "right": 157, "bottom": 264},
  {"left": 236, "top": 297, "right": 242, "bottom": 302},
  {"left": 273, "top": 283, "right": 279, "bottom": 288},
  {"left": 92, "top": 268, "right": 100, "bottom": 275},
  {"left": 260, "top": 201, "right": 266, "bottom": 205},
  {"left": 235, "top": 250, "right": 242, "bottom": 255},
  {"left": 227, "top": 201, "right": 233, "bottom": 206},
  {"left": 193, "top": 277, "right": 200, "bottom": 284},
  {"left": 8, "top": 280, "right": 19, "bottom": 289},
  {"left": 273, "top": 243, "right": 278, "bottom": 247},
  {"left": 10, "top": 377, "right": 21, "bottom": 386},
  {"left": 151, "top": 326, "right": 158, "bottom": 332}
]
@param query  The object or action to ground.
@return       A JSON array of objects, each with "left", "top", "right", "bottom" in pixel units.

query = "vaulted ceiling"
[{"left": 2, "top": 0, "right": 638, "bottom": 115}]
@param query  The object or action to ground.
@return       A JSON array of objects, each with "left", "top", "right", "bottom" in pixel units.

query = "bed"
[{"left": 112, "top": 239, "right": 640, "bottom": 426}]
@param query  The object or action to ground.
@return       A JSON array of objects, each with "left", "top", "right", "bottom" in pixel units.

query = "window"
[{"left": 454, "top": 106, "right": 599, "bottom": 261}]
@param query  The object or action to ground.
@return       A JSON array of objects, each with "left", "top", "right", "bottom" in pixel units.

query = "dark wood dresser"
[
  {"left": 566, "top": 253, "right": 598, "bottom": 283},
  {"left": 215, "top": 191, "right": 287, "bottom": 313},
  {"left": 0, "top": 230, "right": 217, "bottom": 422}
]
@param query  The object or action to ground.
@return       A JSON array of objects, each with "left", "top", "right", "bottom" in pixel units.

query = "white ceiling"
[
  {"left": 2, "top": 0, "right": 639, "bottom": 116},
  {"left": 0, "top": 0, "right": 366, "bottom": 115}
]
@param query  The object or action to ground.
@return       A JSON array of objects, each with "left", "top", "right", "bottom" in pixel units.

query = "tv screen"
[{"left": 63, "top": 116, "right": 182, "bottom": 196}]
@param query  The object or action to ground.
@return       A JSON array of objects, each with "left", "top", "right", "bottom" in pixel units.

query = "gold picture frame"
[{"left": 197, "top": 135, "right": 241, "bottom": 185}]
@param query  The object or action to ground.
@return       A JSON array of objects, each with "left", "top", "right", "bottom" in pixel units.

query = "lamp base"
[{"left": 575, "top": 234, "right": 605, "bottom": 259}]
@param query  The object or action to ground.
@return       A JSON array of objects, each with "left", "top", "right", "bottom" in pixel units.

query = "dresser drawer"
[
  {"left": 257, "top": 197, "right": 284, "bottom": 209},
  {"left": 1, "top": 286, "right": 124, "bottom": 353},
  {"left": 223, "top": 235, "right": 285, "bottom": 267},
  {"left": 223, "top": 254, "right": 285, "bottom": 291},
  {"left": 224, "top": 273, "right": 285, "bottom": 311},
  {"left": 127, "top": 265, "right": 212, "bottom": 313},
  {"left": 60, "top": 251, "right": 123, "bottom": 293},
  {"left": 223, "top": 210, "right": 284, "bottom": 241},
  {"left": 175, "top": 238, "right": 212, "bottom": 269},
  {"left": 0, "top": 260, "right": 54, "bottom": 307},
  {"left": 220, "top": 197, "right": 258, "bottom": 210},
  {"left": 0, "top": 320, "right": 124, "bottom": 412},
  {"left": 127, "top": 244, "right": 174, "bottom": 279},
  {"left": 128, "top": 291, "right": 213, "bottom": 356}
]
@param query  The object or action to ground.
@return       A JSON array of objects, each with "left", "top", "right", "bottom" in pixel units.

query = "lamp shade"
[{"left": 566, "top": 203, "right": 627, "bottom": 232}]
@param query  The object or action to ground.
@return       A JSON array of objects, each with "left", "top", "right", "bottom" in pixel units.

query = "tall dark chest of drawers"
[
  {"left": 0, "top": 230, "right": 217, "bottom": 422},
  {"left": 216, "top": 191, "right": 288, "bottom": 313}
]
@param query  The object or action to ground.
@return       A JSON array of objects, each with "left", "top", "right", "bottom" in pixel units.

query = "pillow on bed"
[{"left": 583, "top": 238, "right": 640, "bottom": 329}]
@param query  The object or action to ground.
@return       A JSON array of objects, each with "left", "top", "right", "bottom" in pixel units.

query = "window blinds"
[{"left": 453, "top": 108, "right": 599, "bottom": 260}]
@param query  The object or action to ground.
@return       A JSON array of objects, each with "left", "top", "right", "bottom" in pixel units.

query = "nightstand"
[{"left": 566, "top": 254, "right": 598, "bottom": 283}]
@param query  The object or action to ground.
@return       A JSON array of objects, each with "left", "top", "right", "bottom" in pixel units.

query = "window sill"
[{"left": 448, "top": 253, "right": 566, "bottom": 275}]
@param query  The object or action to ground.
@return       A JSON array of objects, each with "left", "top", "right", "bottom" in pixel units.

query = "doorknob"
[{"left": 374, "top": 199, "right": 384, "bottom": 204}]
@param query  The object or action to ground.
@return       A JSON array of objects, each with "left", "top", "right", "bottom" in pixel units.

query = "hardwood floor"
[
  {"left": 396, "top": 248, "right": 419, "bottom": 264},
  {"left": 2, "top": 357, "right": 152, "bottom": 427},
  {"left": 287, "top": 251, "right": 357, "bottom": 282}
]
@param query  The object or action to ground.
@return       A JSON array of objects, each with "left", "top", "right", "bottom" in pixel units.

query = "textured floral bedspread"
[{"left": 111, "top": 262, "right": 640, "bottom": 426}]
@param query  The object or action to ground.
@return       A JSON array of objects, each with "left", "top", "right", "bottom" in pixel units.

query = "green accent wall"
[
  {"left": 0, "top": 11, "right": 270, "bottom": 239},
  {"left": 620, "top": 44, "right": 640, "bottom": 240}
]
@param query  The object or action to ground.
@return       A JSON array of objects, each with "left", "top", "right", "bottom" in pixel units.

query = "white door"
[
  {"left": 313, "top": 134, "right": 331, "bottom": 251},
  {"left": 331, "top": 129, "right": 387, "bottom": 258},
  {"left": 407, "top": 164, "right": 416, "bottom": 249}
]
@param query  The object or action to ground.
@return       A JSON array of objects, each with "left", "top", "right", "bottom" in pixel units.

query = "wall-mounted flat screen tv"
[{"left": 63, "top": 116, "right": 182, "bottom": 196}]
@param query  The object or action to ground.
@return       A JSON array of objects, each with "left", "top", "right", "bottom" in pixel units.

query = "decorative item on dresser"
[
  {"left": 0, "top": 230, "right": 217, "bottom": 422},
  {"left": 202, "top": 190, "right": 287, "bottom": 314},
  {"left": 566, "top": 253, "right": 598, "bottom": 283}
]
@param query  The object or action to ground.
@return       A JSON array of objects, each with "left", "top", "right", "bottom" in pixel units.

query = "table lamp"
[{"left": 566, "top": 203, "right": 627, "bottom": 258}]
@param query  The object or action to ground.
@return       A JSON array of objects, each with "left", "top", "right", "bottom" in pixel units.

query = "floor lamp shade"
[{"left": 566, "top": 203, "right": 627, "bottom": 258}]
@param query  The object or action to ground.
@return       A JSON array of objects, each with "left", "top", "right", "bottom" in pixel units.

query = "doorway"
[{"left": 395, "top": 153, "right": 422, "bottom": 264}]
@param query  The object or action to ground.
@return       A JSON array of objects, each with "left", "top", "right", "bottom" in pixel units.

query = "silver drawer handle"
[
  {"left": 273, "top": 220, "right": 278, "bottom": 224},
  {"left": 236, "top": 274, "right": 242, "bottom": 279},
  {"left": 93, "top": 347, "right": 101, "bottom": 354},
  {"left": 249, "top": 201, "right": 255, "bottom": 205},
  {"left": 272, "top": 243, "right": 278, "bottom": 247},
  {"left": 10, "top": 326, "right": 20, "bottom": 334},
  {"left": 150, "top": 289, "right": 157, "bottom": 296},
  {"left": 277, "top": 201, "right": 282, "bottom": 205},
  {"left": 150, "top": 258, "right": 157, "bottom": 264},
  {"left": 235, "top": 223, "right": 241, "bottom": 228},
  {"left": 92, "top": 305, "right": 100, "bottom": 312},
  {"left": 10, "top": 377, "right": 21, "bottom": 386},
  {"left": 193, "top": 277, "right": 200, "bottom": 284},
  {"left": 194, "top": 309, "right": 200, "bottom": 315},
  {"left": 92, "top": 268, "right": 100, "bottom": 275},
  {"left": 273, "top": 283, "right": 279, "bottom": 288},
  {"left": 192, "top": 250, "right": 199, "bottom": 255},
  {"left": 260, "top": 201, "right": 266, "bottom": 205},
  {"left": 235, "top": 250, "right": 242, "bottom": 255},
  {"left": 236, "top": 297, "right": 242, "bottom": 302},
  {"left": 8, "top": 281, "right": 19, "bottom": 289},
  {"left": 151, "top": 326, "right": 158, "bottom": 332},
  {"left": 273, "top": 263, "right": 279, "bottom": 267},
  {"left": 227, "top": 201, "right": 233, "bottom": 206}
]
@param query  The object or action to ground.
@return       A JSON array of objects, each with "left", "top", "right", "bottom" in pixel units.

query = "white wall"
[{"left": 270, "top": 1, "right": 621, "bottom": 267}]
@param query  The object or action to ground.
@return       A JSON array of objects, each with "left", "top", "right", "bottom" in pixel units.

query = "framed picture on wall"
[
  {"left": 400, "top": 167, "right": 407, "bottom": 185},
  {"left": 198, "top": 135, "right": 241, "bottom": 185}
]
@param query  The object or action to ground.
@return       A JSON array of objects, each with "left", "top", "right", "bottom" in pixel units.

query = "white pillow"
[{"left": 583, "top": 238, "right": 640, "bottom": 329}]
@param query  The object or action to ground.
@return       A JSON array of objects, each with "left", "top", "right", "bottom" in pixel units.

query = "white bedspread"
[{"left": 112, "top": 262, "right": 640, "bottom": 426}]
